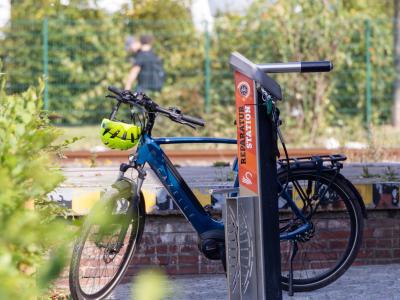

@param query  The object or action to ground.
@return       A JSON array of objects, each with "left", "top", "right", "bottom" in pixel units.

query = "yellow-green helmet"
[{"left": 100, "top": 118, "right": 142, "bottom": 150}]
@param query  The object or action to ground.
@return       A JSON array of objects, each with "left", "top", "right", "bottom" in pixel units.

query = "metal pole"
[
  {"left": 204, "top": 21, "right": 211, "bottom": 113},
  {"left": 230, "top": 51, "right": 282, "bottom": 299},
  {"left": 365, "top": 19, "right": 372, "bottom": 138},
  {"left": 42, "top": 18, "right": 49, "bottom": 110},
  {"left": 257, "top": 61, "right": 332, "bottom": 73},
  {"left": 256, "top": 94, "right": 282, "bottom": 299},
  {"left": 392, "top": 0, "right": 400, "bottom": 127}
]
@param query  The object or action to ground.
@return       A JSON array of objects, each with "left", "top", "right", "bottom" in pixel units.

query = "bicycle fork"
[{"left": 112, "top": 160, "right": 147, "bottom": 253}]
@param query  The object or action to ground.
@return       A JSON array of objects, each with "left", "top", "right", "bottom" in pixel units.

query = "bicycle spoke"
[
  {"left": 279, "top": 174, "right": 358, "bottom": 290},
  {"left": 306, "top": 179, "right": 313, "bottom": 198},
  {"left": 292, "top": 180, "right": 309, "bottom": 204},
  {"left": 77, "top": 207, "right": 137, "bottom": 296}
]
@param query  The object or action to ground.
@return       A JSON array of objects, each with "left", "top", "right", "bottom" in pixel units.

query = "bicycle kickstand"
[{"left": 288, "top": 240, "right": 298, "bottom": 297}]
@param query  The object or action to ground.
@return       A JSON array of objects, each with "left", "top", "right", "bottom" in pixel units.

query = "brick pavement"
[{"left": 107, "top": 264, "right": 400, "bottom": 300}]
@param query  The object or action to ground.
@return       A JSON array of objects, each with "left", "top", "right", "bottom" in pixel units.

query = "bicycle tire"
[
  {"left": 278, "top": 169, "right": 364, "bottom": 292},
  {"left": 69, "top": 180, "right": 145, "bottom": 300}
]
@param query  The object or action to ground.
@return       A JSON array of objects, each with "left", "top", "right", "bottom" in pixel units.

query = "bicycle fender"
[
  {"left": 277, "top": 168, "right": 367, "bottom": 219},
  {"left": 335, "top": 173, "right": 368, "bottom": 219},
  {"left": 98, "top": 178, "right": 139, "bottom": 206}
]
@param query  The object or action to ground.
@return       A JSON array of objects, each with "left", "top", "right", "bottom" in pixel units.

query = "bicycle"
[{"left": 69, "top": 61, "right": 366, "bottom": 300}]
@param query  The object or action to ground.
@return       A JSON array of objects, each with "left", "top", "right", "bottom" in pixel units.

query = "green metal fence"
[{"left": 0, "top": 18, "right": 396, "bottom": 128}]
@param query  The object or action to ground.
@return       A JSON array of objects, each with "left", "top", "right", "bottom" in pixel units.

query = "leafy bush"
[
  {"left": 0, "top": 75, "right": 71, "bottom": 298},
  {"left": 210, "top": 0, "right": 395, "bottom": 141},
  {"left": 2, "top": 0, "right": 396, "bottom": 139},
  {"left": 3, "top": 0, "right": 202, "bottom": 125}
]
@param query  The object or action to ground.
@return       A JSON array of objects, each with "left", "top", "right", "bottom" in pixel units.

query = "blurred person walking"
[
  {"left": 124, "top": 35, "right": 165, "bottom": 92},
  {"left": 125, "top": 35, "right": 142, "bottom": 65}
]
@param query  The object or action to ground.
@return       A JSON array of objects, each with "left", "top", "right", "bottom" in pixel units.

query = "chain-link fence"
[{"left": 0, "top": 17, "right": 396, "bottom": 128}]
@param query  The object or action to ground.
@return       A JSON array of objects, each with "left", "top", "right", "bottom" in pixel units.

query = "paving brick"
[{"left": 107, "top": 264, "right": 400, "bottom": 300}]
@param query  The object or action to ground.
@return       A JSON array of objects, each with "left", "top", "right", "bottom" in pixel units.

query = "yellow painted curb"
[
  {"left": 354, "top": 184, "right": 373, "bottom": 206},
  {"left": 70, "top": 188, "right": 158, "bottom": 215},
  {"left": 62, "top": 182, "right": 392, "bottom": 215},
  {"left": 72, "top": 190, "right": 101, "bottom": 215}
]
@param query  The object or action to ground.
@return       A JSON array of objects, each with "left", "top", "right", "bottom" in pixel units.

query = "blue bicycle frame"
[{"left": 133, "top": 135, "right": 311, "bottom": 240}]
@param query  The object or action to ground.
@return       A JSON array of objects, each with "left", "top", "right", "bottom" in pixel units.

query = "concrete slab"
[{"left": 54, "top": 164, "right": 400, "bottom": 215}]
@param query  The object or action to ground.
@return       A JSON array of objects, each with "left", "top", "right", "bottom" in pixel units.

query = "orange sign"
[{"left": 234, "top": 71, "right": 258, "bottom": 195}]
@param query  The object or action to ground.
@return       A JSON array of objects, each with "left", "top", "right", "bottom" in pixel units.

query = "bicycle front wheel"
[
  {"left": 69, "top": 179, "right": 145, "bottom": 300},
  {"left": 278, "top": 170, "right": 364, "bottom": 292}
]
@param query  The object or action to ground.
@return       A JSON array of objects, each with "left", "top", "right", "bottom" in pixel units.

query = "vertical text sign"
[{"left": 234, "top": 71, "right": 259, "bottom": 196}]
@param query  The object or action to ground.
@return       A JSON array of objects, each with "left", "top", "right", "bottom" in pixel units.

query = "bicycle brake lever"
[
  {"left": 180, "top": 121, "right": 196, "bottom": 129},
  {"left": 168, "top": 114, "right": 196, "bottom": 129},
  {"left": 107, "top": 94, "right": 126, "bottom": 104}
]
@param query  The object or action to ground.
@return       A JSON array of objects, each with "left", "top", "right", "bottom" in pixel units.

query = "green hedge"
[
  {"left": 1, "top": 0, "right": 396, "bottom": 139},
  {"left": 0, "top": 75, "right": 71, "bottom": 298}
]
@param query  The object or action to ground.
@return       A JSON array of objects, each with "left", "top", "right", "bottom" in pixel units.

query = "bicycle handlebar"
[
  {"left": 107, "top": 86, "right": 205, "bottom": 128},
  {"left": 108, "top": 86, "right": 123, "bottom": 96},
  {"left": 181, "top": 114, "right": 206, "bottom": 127},
  {"left": 154, "top": 106, "right": 205, "bottom": 127},
  {"left": 257, "top": 61, "right": 333, "bottom": 73},
  {"left": 300, "top": 61, "right": 333, "bottom": 73}
]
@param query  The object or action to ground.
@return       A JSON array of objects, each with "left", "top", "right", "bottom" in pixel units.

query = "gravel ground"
[{"left": 107, "top": 264, "right": 400, "bottom": 300}]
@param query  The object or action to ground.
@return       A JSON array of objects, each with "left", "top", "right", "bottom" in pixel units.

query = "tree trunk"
[{"left": 392, "top": 0, "right": 400, "bottom": 126}]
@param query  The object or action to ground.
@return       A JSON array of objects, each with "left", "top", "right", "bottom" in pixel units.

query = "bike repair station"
[{"left": 226, "top": 52, "right": 332, "bottom": 300}]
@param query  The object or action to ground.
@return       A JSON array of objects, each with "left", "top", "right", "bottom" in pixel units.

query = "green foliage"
[
  {"left": 1, "top": 0, "right": 397, "bottom": 140},
  {"left": 210, "top": 0, "right": 396, "bottom": 141},
  {"left": 0, "top": 74, "right": 71, "bottom": 298},
  {"left": 361, "top": 166, "right": 378, "bottom": 178},
  {"left": 124, "top": 0, "right": 205, "bottom": 118},
  {"left": 383, "top": 166, "right": 399, "bottom": 181},
  {"left": 213, "top": 161, "right": 230, "bottom": 167},
  {"left": 132, "top": 268, "right": 170, "bottom": 300},
  {"left": 3, "top": 0, "right": 202, "bottom": 125},
  {"left": 3, "top": 1, "right": 123, "bottom": 123}
]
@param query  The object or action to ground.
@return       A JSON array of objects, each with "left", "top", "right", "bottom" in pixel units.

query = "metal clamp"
[{"left": 209, "top": 187, "right": 239, "bottom": 195}]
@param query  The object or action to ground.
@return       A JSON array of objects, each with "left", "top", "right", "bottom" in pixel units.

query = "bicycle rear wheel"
[
  {"left": 69, "top": 180, "right": 145, "bottom": 300},
  {"left": 278, "top": 170, "right": 363, "bottom": 292}
]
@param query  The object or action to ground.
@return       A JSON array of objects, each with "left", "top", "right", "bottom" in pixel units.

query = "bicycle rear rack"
[{"left": 278, "top": 154, "right": 346, "bottom": 170}]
